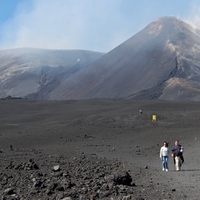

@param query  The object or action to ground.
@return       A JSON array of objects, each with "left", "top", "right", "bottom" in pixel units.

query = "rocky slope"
[{"left": 0, "top": 48, "right": 104, "bottom": 99}]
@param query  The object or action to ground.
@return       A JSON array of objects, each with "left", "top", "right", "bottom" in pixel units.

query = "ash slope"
[
  {"left": 39, "top": 16, "right": 200, "bottom": 101},
  {"left": 0, "top": 48, "right": 104, "bottom": 98}
]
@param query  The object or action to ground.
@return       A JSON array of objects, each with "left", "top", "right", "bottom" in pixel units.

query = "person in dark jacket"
[{"left": 171, "top": 140, "right": 184, "bottom": 164}]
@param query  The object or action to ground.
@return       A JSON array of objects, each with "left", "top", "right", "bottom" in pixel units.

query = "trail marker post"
[{"left": 152, "top": 115, "right": 156, "bottom": 122}]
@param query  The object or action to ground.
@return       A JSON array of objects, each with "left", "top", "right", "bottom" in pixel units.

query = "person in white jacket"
[{"left": 160, "top": 141, "right": 170, "bottom": 171}]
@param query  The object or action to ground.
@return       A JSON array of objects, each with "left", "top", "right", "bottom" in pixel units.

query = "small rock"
[
  {"left": 52, "top": 165, "right": 60, "bottom": 171},
  {"left": 122, "top": 195, "right": 131, "bottom": 200},
  {"left": 4, "top": 188, "right": 14, "bottom": 195},
  {"left": 62, "top": 197, "right": 72, "bottom": 200}
]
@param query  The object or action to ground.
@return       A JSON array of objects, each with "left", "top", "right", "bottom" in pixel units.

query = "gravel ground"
[{"left": 0, "top": 99, "right": 200, "bottom": 199}]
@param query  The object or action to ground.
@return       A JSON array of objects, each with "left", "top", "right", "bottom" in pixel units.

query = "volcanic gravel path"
[{"left": 0, "top": 99, "right": 200, "bottom": 199}]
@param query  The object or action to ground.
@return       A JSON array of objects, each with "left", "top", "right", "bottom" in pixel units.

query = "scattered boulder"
[
  {"left": 0, "top": 149, "right": 173, "bottom": 199},
  {"left": 113, "top": 170, "right": 133, "bottom": 186}
]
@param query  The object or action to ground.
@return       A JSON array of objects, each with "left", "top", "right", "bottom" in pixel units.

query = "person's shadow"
[{"left": 179, "top": 169, "right": 200, "bottom": 172}]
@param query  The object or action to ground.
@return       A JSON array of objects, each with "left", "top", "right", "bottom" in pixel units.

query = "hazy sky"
[{"left": 0, "top": 0, "right": 200, "bottom": 52}]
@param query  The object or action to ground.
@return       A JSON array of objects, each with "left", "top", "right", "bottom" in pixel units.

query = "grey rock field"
[{"left": 0, "top": 99, "right": 200, "bottom": 199}]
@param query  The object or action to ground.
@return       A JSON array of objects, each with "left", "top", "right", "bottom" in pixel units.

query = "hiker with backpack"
[{"left": 171, "top": 140, "right": 184, "bottom": 165}]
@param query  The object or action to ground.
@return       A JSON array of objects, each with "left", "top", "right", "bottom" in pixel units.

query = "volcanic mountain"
[
  {"left": 1, "top": 16, "right": 200, "bottom": 101},
  {"left": 27, "top": 16, "right": 200, "bottom": 101}
]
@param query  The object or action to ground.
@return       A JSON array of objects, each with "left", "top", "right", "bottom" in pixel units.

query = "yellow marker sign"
[{"left": 152, "top": 115, "right": 156, "bottom": 122}]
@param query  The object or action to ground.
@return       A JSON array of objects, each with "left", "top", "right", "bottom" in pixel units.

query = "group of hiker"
[{"left": 159, "top": 140, "right": 184, "bottom": 171}]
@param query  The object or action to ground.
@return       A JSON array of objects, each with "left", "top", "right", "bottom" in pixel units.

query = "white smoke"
[
  {"left": 0, "top": 0, "right": 135, "bottom": 52},
  {"left": 185, "top": 0, "right": 200, "bottom": 28},
  {"left": 1, "top": 0, "right": 193, "bottom": 52}
]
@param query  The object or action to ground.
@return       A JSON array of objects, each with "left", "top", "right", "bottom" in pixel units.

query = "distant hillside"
[{"left": 0, "top": 48, "right": 104, "bottom": 98}]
